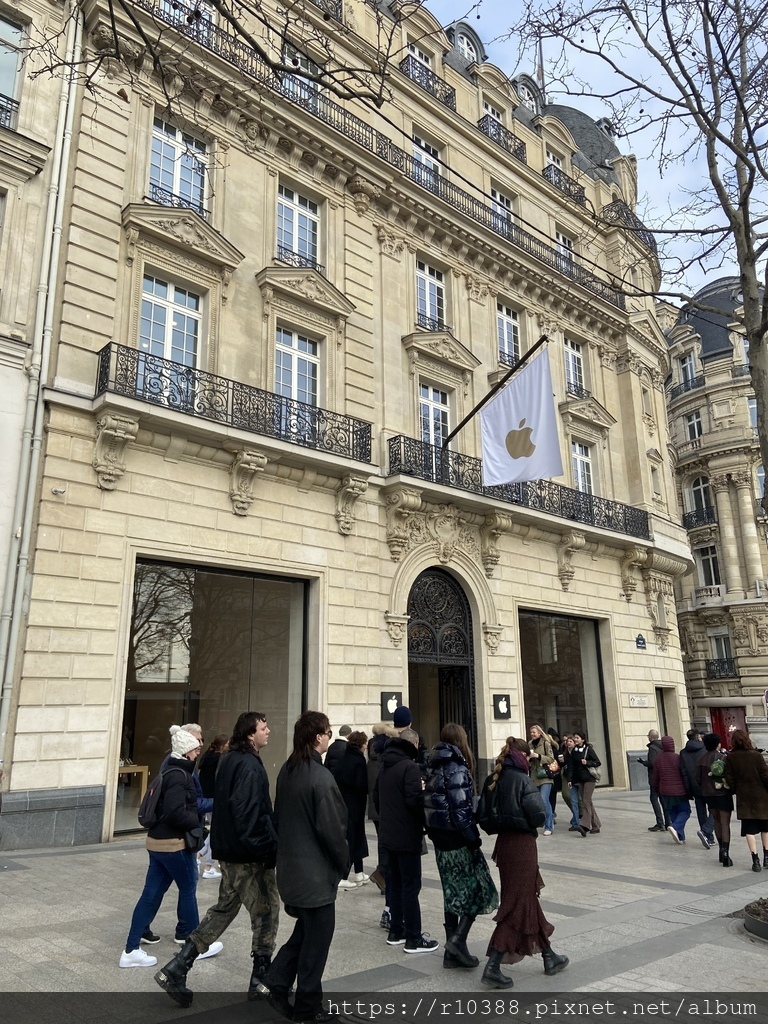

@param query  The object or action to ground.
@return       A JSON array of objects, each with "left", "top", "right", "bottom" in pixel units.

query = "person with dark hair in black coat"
[
  {"left": 679, "top": 729, "right": 715, "bottom": 849},
  {"left": 335, "top": 731, "right": 370, "bottom": 888}
]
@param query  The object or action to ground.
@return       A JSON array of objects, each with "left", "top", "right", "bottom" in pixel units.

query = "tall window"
[
  {"left": 685, "top": 410, "right": 703, "bottom": 440},
  {"left": 483, "top": 99, "right": 503, "bottom": 123},
  {"left": 277, "top": 184, "right": 319, "bottom": 269},
  {"left": 546, "top": 149, "right": 563, "bottom": 168},
  {"left": 711, "top": 634, "right": 732, "bottom": 660},
  {"left": 497, "top": 303, "right": 519, "bottom": 365},
  {"left": 572, "top": 441, "right": 593, "bottom": 494},
  {"left": 140, "top": 274, "right": 200, "bottom": 366},
  {"left": 691, "top": 475, "right": 711, "bottom": 511},
  {"left": 283, "top": 44, "right": 321, "bottom": 110},
  {"left": 757, "top": 465, "right": 765, "bottom": 500},
  {"left": 564, "top": 338, "right": 585, "bottom": 396},
  {"left": 413, "top": 134, "right": 441, "bottom": 192},
  {"left": 416, "top": 259, "right": 445, "bottom": 330},
  {"left": 748, "top": 397, "right": 758, "bottom": 433},
  {"left": 0, "top": 15, "right": 21, "bottom": 127},
  {"left": 456, "top": 34, "right": 477, "bottom": 61},
  {"left": 407, "top": 42, "right": 432, "bottom": 66},
  {"left": 679, "top": 352, "right": 695, "bottom": 383},
  {"left": 275, "top": 327, "right": 319, "bottom": 407},
  {"left": 149, "top": 117, "right": 207, "bottom": 216},
  {"left": 490, "top": 186, "right": 514, "bottom": 231},
  {"left": 556, "top": 230, "right": 574, "bottom": 270},
  {"left": 420, "top": 384, "right": 449, "bottom": 447},
  {"left": 697, "top": 545, "right": 720, "bottom": 587}
]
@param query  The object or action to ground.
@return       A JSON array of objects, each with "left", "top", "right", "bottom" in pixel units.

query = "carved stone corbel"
[
  {"left": 384, "top": 487, "right": 424, "bottom": 561},
  {"left": 335, "top": 475, "right": 368, "bottom": 535},
  {"left": 621, "top": 546, "right": 648, "bottom": 601},
  {"left": 92, "top": 414, "right": 139, "bottom": 490},
  {"left": 229, "top": 449, "right": 268, "bottom": 515},
  {"left": 347, "top": 174, "right": 380, "bottom": 216},
  {"left": 384, "top": 610, "right": 410, "bottom": 648},
  {"left": 556, "top": 531, "right": 585, "bottom": 591},
  {"left": 480, "top": 512, "right": 513, "bottom": 578},
  {"left": 482, "top": 622, "right": 503, "bottom": 655}
]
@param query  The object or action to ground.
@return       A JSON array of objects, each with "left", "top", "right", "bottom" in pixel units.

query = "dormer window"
[
  {"left": 517, "top": 83, "right": 538, "bottom": 114},
  {"left": 407, "top": 42, "right": 432, "bottom": 67},
  {"left": 457, "top": 33, "right": 477, "bottom": 62},
  {"left": 483, "top": 100, "right": 503, "bottom": 124}
]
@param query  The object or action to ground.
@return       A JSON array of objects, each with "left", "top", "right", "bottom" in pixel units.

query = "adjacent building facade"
[{"left": 0, "top": 0, "right": 692, "bottom": 848}]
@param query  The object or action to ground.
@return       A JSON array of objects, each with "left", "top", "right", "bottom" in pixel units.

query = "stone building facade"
[
  {"left": 0, "top": 0, "right": 692, "bottom": 848},
  {"left": 664, "top": 279, "right": 768, "bottom": 749}
]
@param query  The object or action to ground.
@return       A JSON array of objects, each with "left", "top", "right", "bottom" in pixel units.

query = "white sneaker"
[
  {"left": 338, "top": 879, "right": 357, "bottom": 889},
  {"left": 196, "top": 941, "right": 223, "bottom": 961},
  {"left": 119, "top": 948, "right": 157, "bottom": 969},
  {"left": 202, "top": 867, "right": 222, "bottom": 879},
  {"left": 353, "top": 872, "right": 369, "bottom": 885}
]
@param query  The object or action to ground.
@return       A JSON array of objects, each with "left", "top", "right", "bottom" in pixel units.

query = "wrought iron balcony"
[
  {"left": 542, "top": 164, "right": 586, "bottom": 206},
  {"left": 602, "top": 200, "right": 658, "bottom": 254},
  {"left": 732, "top": 362, "right": 751, "bottom": 378},
  {"left": 147, "top": 183, "right": 207, "bottom": 219},
  {"left": 682, "top": 506, "right": 716, "bottom": 530},
  {"left": 498, "top": 347, "right": 520, "bottom": 367},
  {"left": 95, "top": 343, "right": 372, "bottom": 462},
  {"left": 668, "top": 375, "right": 705, "bottom": 400},
  {"left": 566, "top": 380, "right": 591, "bottom": 400},
  {"left": 477, "top": 115, "right": 527, "bottom": 164},
  {"left": 757, "top": 499, "right": 767, "bottom": 519},
  {"left": 388, "top": 435, "right": 650, "bottom": 540},
  {"left": 399, "top": 55, "right": 456, "bottom": 110},
  {"left": 276, "top": 245, "right": 325, "bottom": 274},
  {"left": 706, "top": 658, "right": 738, "bottom": 679},
  {"left": 307, "top": 0, "right": 343, "bottom": 21},
  {"left": 132, "top": 0, "right": 625, "bottom": 309},
  {"left": 0, "top": 92, "right": 19, "bottom": 131},
  {"left": 416, "top": 312, "right": 450, "bottom": 332}
]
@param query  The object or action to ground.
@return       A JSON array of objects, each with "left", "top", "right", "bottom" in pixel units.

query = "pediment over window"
[
  {"left": 0, "top": 127, "right": 49, "bottom": 181},
  {"left": 255, "top": 266, "right": 355, "bottom": 321},
  {"left": 646, "top": 448, "right": 664, "bottom": 464},
  {"left": 121, "top": 204, "right": 245, "bottom": 272},
  {"left": 559, "top": 395, "right": 616, "bottom": 435},
  {"left": 402, "top": 330, "right": 481, "bottom": 375}
]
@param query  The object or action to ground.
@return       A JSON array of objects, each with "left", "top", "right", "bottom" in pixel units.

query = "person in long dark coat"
[
  {"left": 334, "top": 731, "right": 370, "bottom": 888},
  {"left": 723, "top": 729, "right": 768, "bottom": 872},
  {"left": 697, "top": 732, "right": 734, "bottom": 866}
]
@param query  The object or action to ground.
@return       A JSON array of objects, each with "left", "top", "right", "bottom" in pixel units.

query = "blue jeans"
[
  {"left": 538, "top": 782, "right": 554, "bottom": 830},
  {"left": 569, "top": 783, "right": 580, "bottom": 827},
  {"left": 663, "top": 797, "right": 691, "bottom": 841},
  {"left": 125, "top": 848, "right": 199, "bottom": 952}
]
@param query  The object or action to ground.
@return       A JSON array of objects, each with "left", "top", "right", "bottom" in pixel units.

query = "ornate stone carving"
[
  {"left": 480, "top": 513, "right": 513, "bottom": 578},
  {"left": 482, "top": 622, "right": 504, "bottom": 654},
  {"left": 731, "top": 611, "right": 768, "bottom": 656},
  {"left": 643, "top": 570, "right": 676, "bottom": 648},
  {"left": 384, "top": 487, "right": 425, "bottom": 561},
  {"left": 710, "top": 473, "right": 731, "bottom": 493},
  {"left": 228, "top": 449, "right": 268, "bottom": 515},
  {"left": 557, "top": 531, "right": 586, "bottom": 591},
  {"left": 599, "top": 346, "right": 617, "bottom": 370},
  {"left": 377, "top": 226, "right": 406, "bottom": 260},
  {"left": 335, "top": 475, "right": 368, "bottom": 535},
  {"left": 347, "top": 174, "right": 380, "bottom": 215},
  {"left": 384, "top": 611, "right": 410, "bottom": 648},
  {"left": 92, "top": 414, "right": 139, "bottom": 490},
  {"left": 425, "top": 504, "right": 468, "bottom": 564},
  {"left": 620, "top": 546, "right": 648, "bottom": 600},
  {"left": 466, "top": 274, "right": 491, "bottom": 303},
  {"left": 616, "top": 352, "right": 643, "bottom": 376},
  {"left": 237, "top": 116, "right": 269, "bottom": 154},
  {"left": 642, "top": 412, "right": 656, "bottom": 435}
]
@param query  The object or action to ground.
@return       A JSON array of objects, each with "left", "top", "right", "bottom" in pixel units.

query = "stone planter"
[{"left": 744, "top": 901, "right": 768, "bottom": 940}]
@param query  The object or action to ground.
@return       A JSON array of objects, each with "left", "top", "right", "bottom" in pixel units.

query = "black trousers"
[
  {"left": 387, "top": 849, "right": 422, "bottom": 943},
  {"left": 267, "top": 902, "right": 336, "bottom": 1020},
  {"left": 650, "top": 786, "right": 669, "bottom": 827}
]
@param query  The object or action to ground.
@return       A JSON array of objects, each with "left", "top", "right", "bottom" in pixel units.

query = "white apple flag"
[{"left": 480, "top": 349, "right": 563, "bottom": 486}]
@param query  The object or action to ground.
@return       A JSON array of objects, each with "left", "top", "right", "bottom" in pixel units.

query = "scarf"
[{"left": 504, "top": 749, "right": 531, "bottom": 774}]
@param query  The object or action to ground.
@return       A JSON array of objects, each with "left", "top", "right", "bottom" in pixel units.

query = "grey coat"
[{"left": 274, "top": 750, "right": 349, "bottom": 908}]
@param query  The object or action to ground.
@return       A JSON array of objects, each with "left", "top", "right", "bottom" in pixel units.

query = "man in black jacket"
[
  {"left": 324, "top": 724, "right": 351, "bottom": 776},
  {"left": 679, "top": 729, "right": 716, "bottom": 849},
  {"left": 155, "top": 711, "right": 279, "bottom": 1007},
  {"left": 638, "top": 729, "right": 669, "bottom": 831},
  {"left": 376, "top": 728, "right": 439, "bottom": 955}
]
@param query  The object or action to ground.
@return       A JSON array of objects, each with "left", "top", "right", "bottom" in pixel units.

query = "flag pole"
[{"left": 441, "top": 334, "right": 549, "bottom": 450}]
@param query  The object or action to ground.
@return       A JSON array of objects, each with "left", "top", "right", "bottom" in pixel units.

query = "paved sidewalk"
[{"left": 1, "top": 791, "right": 766, "bottom": 997}]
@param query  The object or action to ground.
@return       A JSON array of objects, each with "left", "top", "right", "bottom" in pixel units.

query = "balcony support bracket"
[
  {"left": 92, "top": 413, "right": 139, "bottom": 490},
  {"left": 335, "top": 474, "right": 369, "bottom": 535},
  {"left": 384, "top": 611, "right": 410, "bottom": 648},
  {"left": 557, "top": 530, "right": 586, "bottom": 591},
  {"left": 620, "top": 546, "right": 648, "bottom": 601},
  {"left": 228, "top": 448, "right": 269, "bottom": 515},
  {"left": 481, "top": 513, "right": 514, "bottom": 578}
]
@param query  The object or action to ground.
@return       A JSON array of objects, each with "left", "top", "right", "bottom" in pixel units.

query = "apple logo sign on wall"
[
  {"left": 387, "top": 694, "right": 399, "bottom": 714},
  {"left": 493, "top": 694, "right": 511, "bottom": 720},
  {"left": 505, "top": 418, "right": 536, "bottom": 460},
  {"left": 381, "top": 691, "right": 402, "bottom": 719}
]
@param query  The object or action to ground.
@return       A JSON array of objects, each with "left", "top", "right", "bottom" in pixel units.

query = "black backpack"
[
  {"left": 137, "top": 765, "right": 185, "bottom": 829},
  {"left": 475, "top": 773, "right": 502, "bottom": 835}
]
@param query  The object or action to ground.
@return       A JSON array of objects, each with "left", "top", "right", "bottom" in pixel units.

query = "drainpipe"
[{"left": 0, "top": 4, "right": 82, "bottom": 769}]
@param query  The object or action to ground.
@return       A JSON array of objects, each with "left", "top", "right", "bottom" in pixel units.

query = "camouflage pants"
[{"left": 192, "top": 860, "right": 279, "bottom": 956}]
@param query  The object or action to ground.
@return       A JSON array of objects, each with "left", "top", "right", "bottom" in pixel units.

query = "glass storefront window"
[
  {"left": 518, "top": 609, "right": 609, "bottom": 782},
  {"left": 116, "top": 560, "right": 306, "bottom": 833}
]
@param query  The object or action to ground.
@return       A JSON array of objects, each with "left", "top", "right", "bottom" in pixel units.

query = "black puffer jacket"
[
  {"left": 679, "top": 738, "right": 707, "bottom": 798},
  {"left": 210, "top": 749, "right": 277, "bottom": 865},
  {"left": 376, "top": 736, "right": 425, "bottom": 854},
  {"left": 424, "top": 742, "right": 481, "bottom": 851},
  {"left": 493, "top": 765, "right": 546, "bottom": 836},
  {"left": 149, "top": 756, "right": 199, "bottom": 840}
]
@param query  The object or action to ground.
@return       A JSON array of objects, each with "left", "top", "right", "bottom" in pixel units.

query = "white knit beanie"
[{"left": 170, "top": 725, "right": 200, "bottom": 757}]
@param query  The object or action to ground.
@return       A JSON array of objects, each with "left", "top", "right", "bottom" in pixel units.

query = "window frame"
[
  {"left": 685, "top": 410, "right": 703, "bottom": 440},
  {"left": 546, "top": 148, "right": 563, "bottom": 168},
  {"left": 407, "top": 41, "right": 432, "bottom": 67},
  {"left": 274, "top": 324, "right": 321, "bottom": 408},
  {"left": 697, "top": 545, "right": 721, "bottom": 587},
  {"left": 690, "top": 475, "right": 712, "bottom": 512},
  {"left": 415, "top": 258, "right": 447, "bottom": 330},
  {"left": 497, "top": 301, "right": 520, "bottom": 366},
  {"left": 564, "top": 337, "right": 585, "bottom": 394},
  {"left": 0, "top": 13, "right": 23, "bottom": 109},
  {"left": 276, "top": 182, "right": 321, "bottom": 270},
  {"left": 517, "top": 82, "right": 538, "bottom": 114},
  {"left": 571, "top": 439, "right": 593, "bottom": 494},
  {"left": 483, "top": 99, "right": 503, "bottom": 124},
  {"left": 679, "top": 352, "right": 695, "bottom": 383},
  {"left": 419, "top": 380, "right": 450, "bottom": 448},
  {"left": 456, "top": 33, "right": 477, "bottom": 62},
  {"left": 149, "top": 116, "right": 209, "bottom": 217}
]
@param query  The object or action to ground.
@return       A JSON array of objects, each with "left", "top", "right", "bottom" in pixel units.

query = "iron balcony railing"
[
  {"left": 417, "top": 311, "right": 450, "bottom": 332},
  {"left": 477, "top": 115, "right": 527, "bottom": 164},
  {"left": 399, "top": 55, "right": 456, "bottom": 110},
  {"left": 602, "top": 200, "right": 658, "bottom": 255},
  {"left": 147, "top": 183, "right": 207, "bottom": 219},
  {"left": 307, "top": 0, "right": 343, "bottom": 20},
  {"left": 498, "top": 347, "right": 520, "bottom": 367},
  {"left": 706, "top": 658, "right": 738, "bottom": 679},
  {"left": 131, "top": 0, "right": 625, "bottom": 309},
  {"left": 682, "top": 506, "right": 716, "bottom": 530},
  {"left": 566, "top": 380, "right": 591, "bottom": 400},
  {"left": 388, "top": 435, "right": 650, "bottom": 540},
  {"left": 0, "top": 92, "right": 19, "bottom": 131},
  {"left": 96, "top": 343, "right": 372, "bottom": 462},
  {"left": 542, "top": 164, "right": 586, "bottom": 206},
  {"left": 668, "top": 375, "right": 705, "bottom": 400},
  {"left": 276, "top": 245, "right": 325, "bottom": 274},
  {"left": 732, "top": 362, "right": 751, "bottom": 378},
  {"left": 757, "top": 499, "right": 767, "bottom": 519}
]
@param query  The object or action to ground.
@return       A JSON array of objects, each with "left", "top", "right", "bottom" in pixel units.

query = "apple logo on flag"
[
  {"left": 506, "top": 418, "right": 536, "bottom": 460},
  {"left": 498, "top": 697, "right": 508, "bottom": 714},
  {"left": 387, "top": 694, "right": 399, "bottom": 714}
]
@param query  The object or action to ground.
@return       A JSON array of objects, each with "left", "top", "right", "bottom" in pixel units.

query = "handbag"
[
  {"left": 184, "top": 827, "right": 204, "bottom": 853},
  {"left": 535, "top": 766, "right": 549, "bottom": 780},
  {"left": 476, "top": 774, "right": 502, "bottom": 834},
  {"left": 544, "top": 762, "right": 560, "bottom": 779},
  {"left": 587, "top": 766, "right": 601, "bottom": 782}
]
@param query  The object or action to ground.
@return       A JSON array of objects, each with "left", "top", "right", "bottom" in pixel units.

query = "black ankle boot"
[
  {"left": 542, "top": 948, "right": 569, "bottom": 976},
  {"left": 154, "top": 938, "right": 198, "bottom": 1007},
  {"left": 752, "top": 852, "right": 762, "bottom": 872},
  {"left": 445, "top": 915, "right": 479, "bottom": 969},
  {"left": 717, "top": 841, "right": 724, "bottom": 864},
  {"left": 482, "top": 949, "right": 514, "bottom": 988},
  {"left": 763, "top": 849, "right": 768, "bottom": 868},
  {"left": 248, "top": 952, "right": 271, "bottom": 1000},
  {"left": 722, "top": 842, "right": 732, "bottom": 866},
  {"left": 443, "top": 921, "right": 461, "bottom": 969}
]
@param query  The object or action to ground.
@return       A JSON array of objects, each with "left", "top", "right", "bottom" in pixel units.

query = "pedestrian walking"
[
  {"left": 679, "top": 729, "right": 715, "bottom": 850},
  {"left": 155, "top": 712, "right": 279, "bottom": 1006},
  {"left": 558, "top": 735, "right": 582, "bottom": 828},
  {"left": 424, "top": 723, "right": 498, "bottom": 971},
  {"left": 262, "top": 711, "right": 349, "bottom": 1024},
  {"left": 652, "top": 736, "right": 690, "bottom": 844},
  {"left": 334, "top": 730, "right": 370, "bottom": 888},
  {"left": 567, "top": 731, "right": 602, "bottom": 836},
  {"left": 366, "top": 723, "right": 396, "bottom": 907},
  {"left": 527, "top": 724, "right": 557, "bottom": 835},
  {"left": 478, "top": 737, "right": 568, "bottom": 988},
  {"left": 723, "top": 729, "right": 768, "bottom": 872},
  {"left": 376, "top": 727, "right": 439, "bottom": 955},
  {"left": 696, "top": 732, "right": 734, "bottom": 866},
  {"left": 196, "top": 733, "right": 228, "bottom": 880},
  {"left": 546, "top": 727, "right": 563, "bottom": 825},
  {"left": 637, "top": 729, "right": 669, "bottom": 831}
]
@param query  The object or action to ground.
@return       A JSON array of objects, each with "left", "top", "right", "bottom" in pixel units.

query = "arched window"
[
  {"left": 691, "top": 476, "right": 711, "bottom": 511},
  {"left": 457, "top": 33, "right": 477, "bottom": 61},
  {"left": 757, "top": 465, "right": 765, "bottom": 499},
  {"left": 517, "top": 83, "right": 538, "bottom": 114}
]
